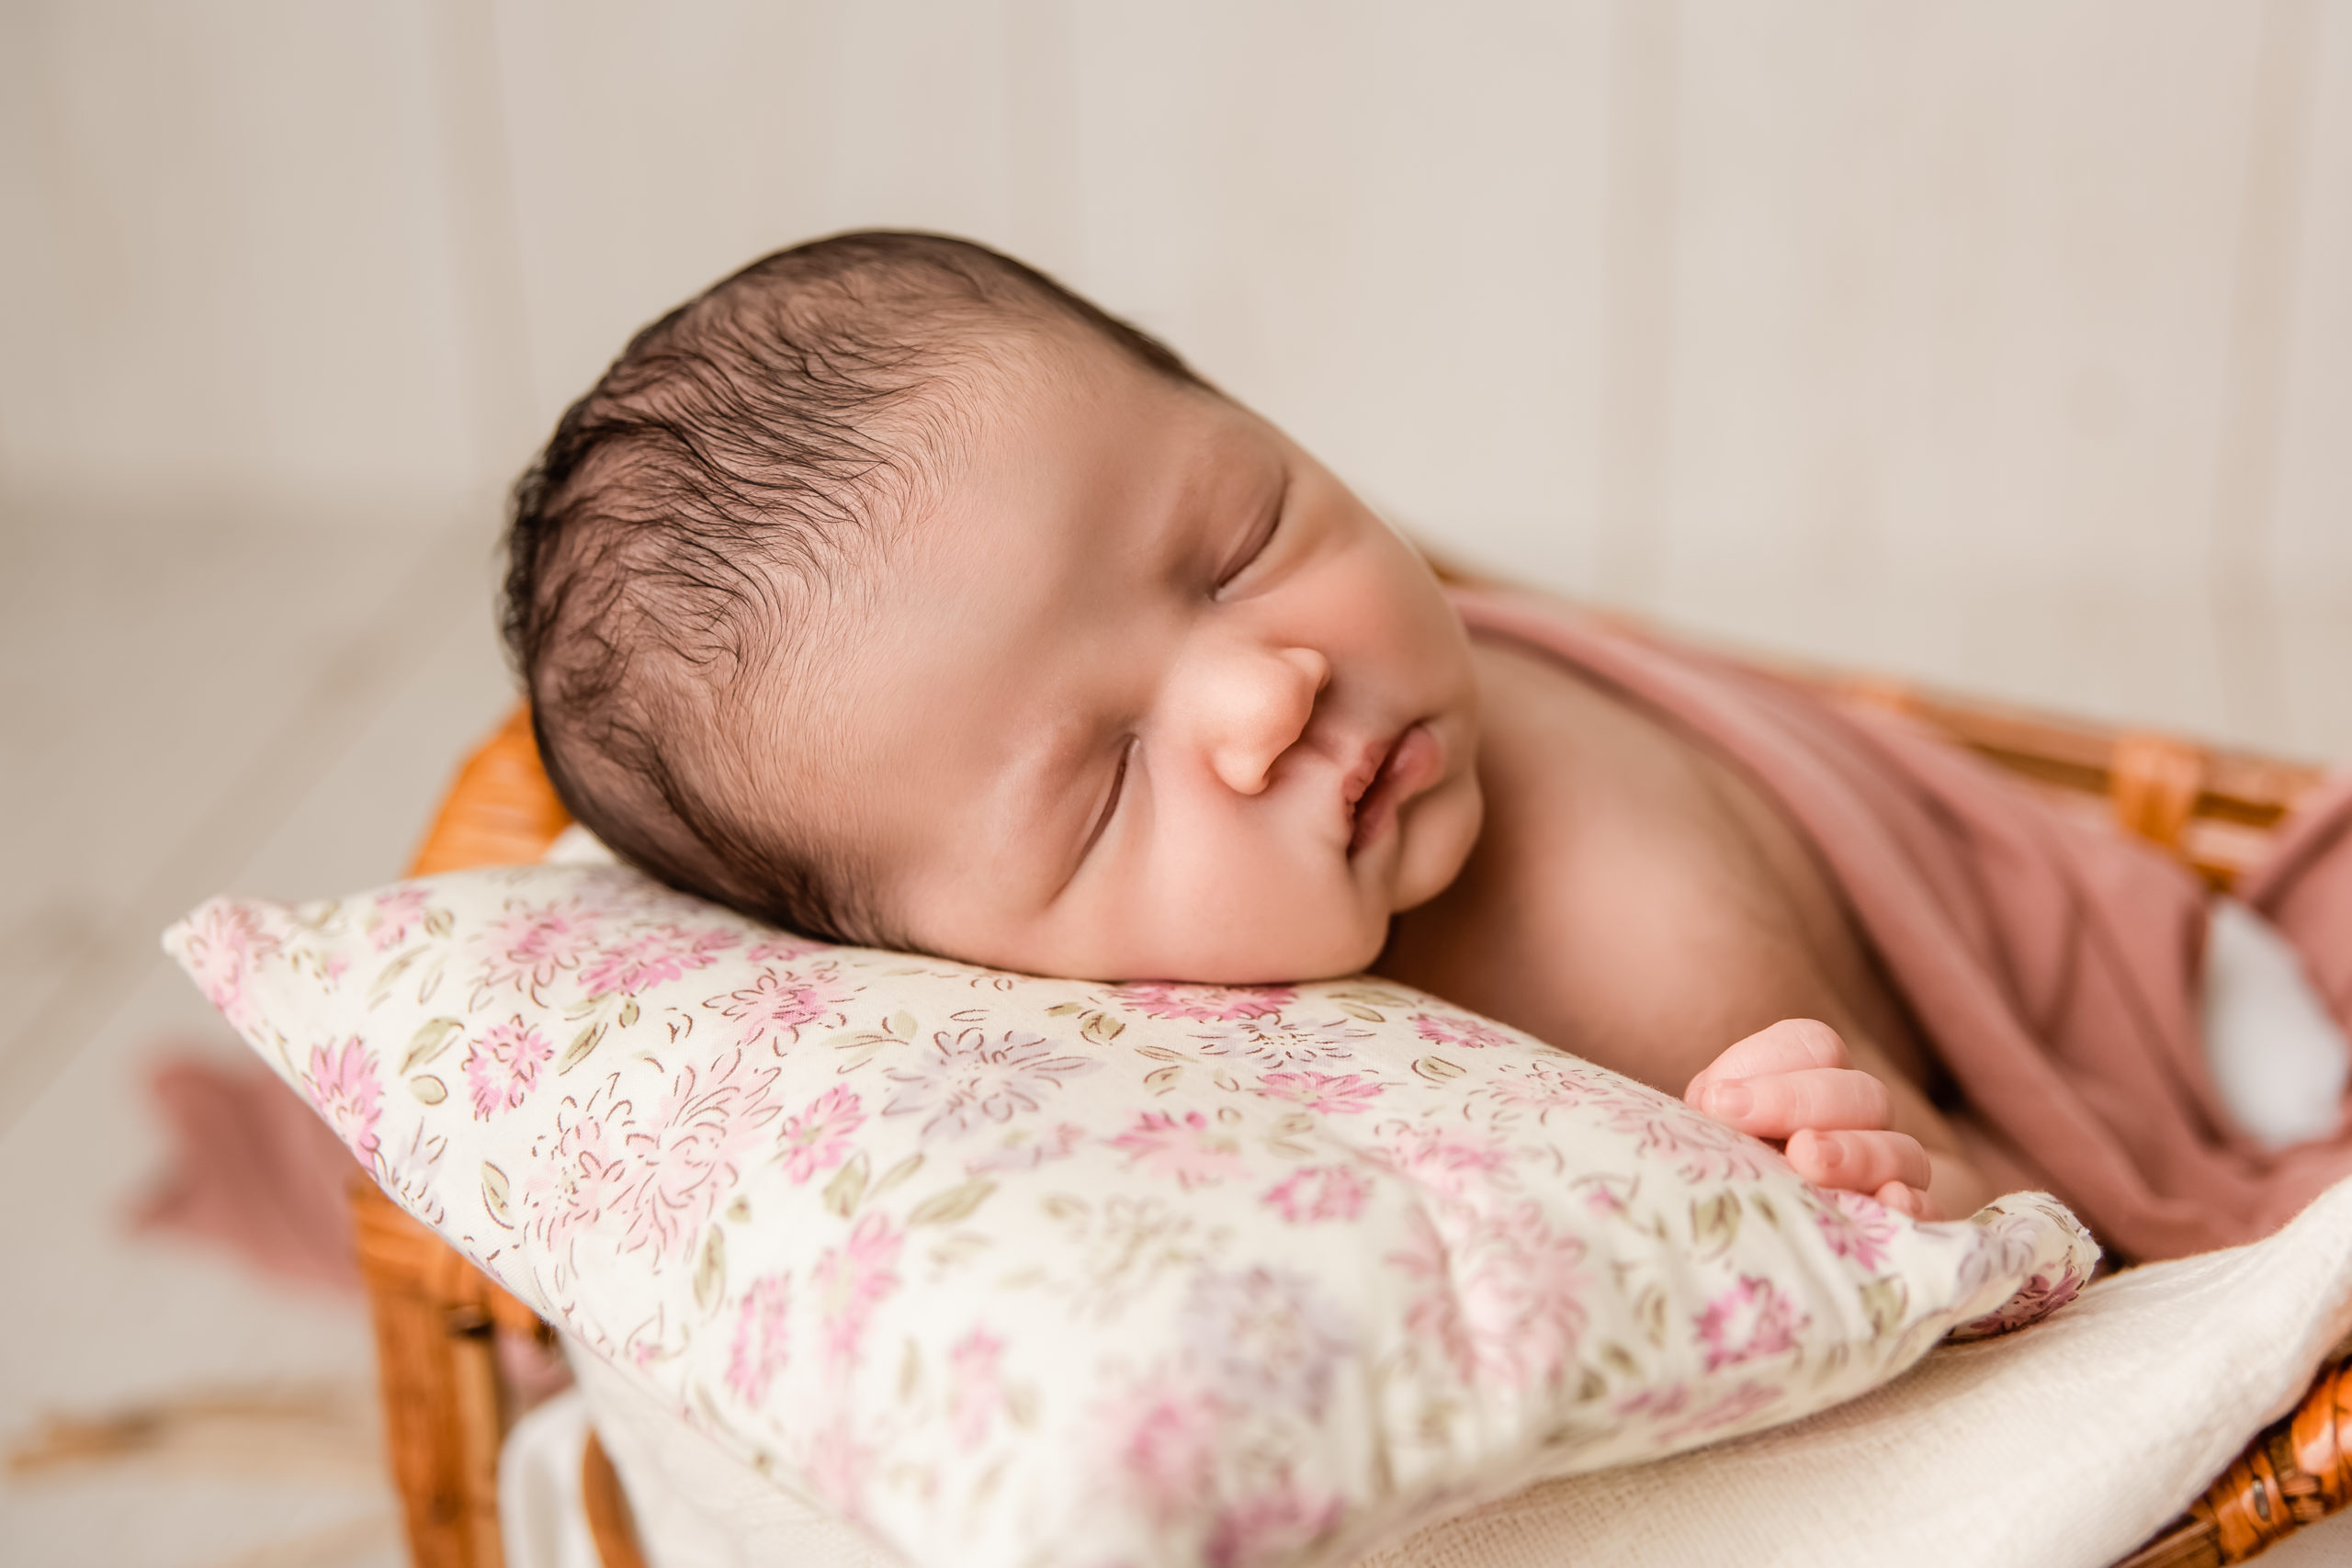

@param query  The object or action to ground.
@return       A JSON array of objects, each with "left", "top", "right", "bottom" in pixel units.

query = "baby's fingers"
[
  {"left": 1690, "top": 1066, "right": 1891, "bottom": 1138},
  {"left": 1685, "top": 1020, "right": 1849, "bottom": 1100},
  {"left": 1873, "top": 1180, "right": 1942, "bottom": 1222},
  {"left": 1786, "top": 1128, "right": 1932, "bottom": 1197}
]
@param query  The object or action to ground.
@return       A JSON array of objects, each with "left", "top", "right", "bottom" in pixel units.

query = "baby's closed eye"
[
  {"left": 1211, "top": 470, "right": 1289, "bottom": 597},
  {"left": 1079, "top": 738, "right": 1136, "bottom": 862}
]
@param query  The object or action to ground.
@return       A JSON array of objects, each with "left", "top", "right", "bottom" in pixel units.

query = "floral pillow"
[{"left": 168, "top": 863, "right": 2094, "bottom": 1568}]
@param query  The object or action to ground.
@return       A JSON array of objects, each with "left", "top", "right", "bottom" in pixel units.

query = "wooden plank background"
[{"left": 4, "top": 0, "right": 2346, "bottom": 755}]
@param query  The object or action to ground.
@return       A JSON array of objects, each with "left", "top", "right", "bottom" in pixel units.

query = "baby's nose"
[{"left": 1207, "top": 647, "right": 1329, "bottom": 795}]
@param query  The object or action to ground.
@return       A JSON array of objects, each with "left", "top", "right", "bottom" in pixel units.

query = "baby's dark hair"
[{"left": 503, "top": 231, "right": 1204, "bottom": 943}]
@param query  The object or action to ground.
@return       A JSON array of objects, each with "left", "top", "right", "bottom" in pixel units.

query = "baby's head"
[{"left": 505, "top": 231, "right": 1483, "bottom": 983}]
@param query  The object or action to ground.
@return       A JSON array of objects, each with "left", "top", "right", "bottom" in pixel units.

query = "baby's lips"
[{"left": 1348, "top": 722, "right": 1443, "bottom": 855}]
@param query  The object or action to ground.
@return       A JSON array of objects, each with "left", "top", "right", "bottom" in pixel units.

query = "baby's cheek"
[{"left": 1390, "top": 781, "right": 1485, "bottom": 914}]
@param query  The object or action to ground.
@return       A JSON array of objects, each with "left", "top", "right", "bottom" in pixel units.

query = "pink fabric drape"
[
  {"left": 132, "top": 1052, "right": 362, "bottom": 1291},
  {"left": 1453, "top": 587, "right": 2352, "bottom": 1262}
]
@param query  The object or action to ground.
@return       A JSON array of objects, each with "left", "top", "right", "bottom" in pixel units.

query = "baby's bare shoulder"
[{"left": 1381, "top": 637, "right": 1887, "bottom": 1093}]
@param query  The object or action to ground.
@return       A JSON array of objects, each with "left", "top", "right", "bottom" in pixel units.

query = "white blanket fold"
[{"left": 1358, "top": 1173, "right": 2352, "bottom": 1568}]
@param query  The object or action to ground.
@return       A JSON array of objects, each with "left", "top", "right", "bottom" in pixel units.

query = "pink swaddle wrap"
[{"left": 1453, "top": 586, "right": 2352, "bottom": 1262}]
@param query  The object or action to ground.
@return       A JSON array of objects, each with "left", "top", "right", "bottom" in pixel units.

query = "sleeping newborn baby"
[{"left": 503, "top": 231, "right": 2303, "bottom": 1241}]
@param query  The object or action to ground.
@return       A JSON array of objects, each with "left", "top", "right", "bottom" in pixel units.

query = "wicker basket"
[{"left": 356, "top": 680, "right": 2341, "bottom": 1568}]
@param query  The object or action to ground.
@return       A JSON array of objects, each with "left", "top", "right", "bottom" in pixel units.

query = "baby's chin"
[{"left": 1100, "top": 911, "right": 1391, "bottom": 987}]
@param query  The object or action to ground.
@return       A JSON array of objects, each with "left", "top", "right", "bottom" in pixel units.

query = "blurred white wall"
[{"left": 5, "top": 0, "right": 2347, "bottom": 753}]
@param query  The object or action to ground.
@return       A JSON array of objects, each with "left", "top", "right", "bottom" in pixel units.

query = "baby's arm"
[{"left": 1684, "top": 1019, "right": 1940, "bottom": 1219}]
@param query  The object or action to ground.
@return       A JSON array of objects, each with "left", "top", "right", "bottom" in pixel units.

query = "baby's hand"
[{"left": 1684, "top": 1019, "right": 1939, "bottom": 1220}]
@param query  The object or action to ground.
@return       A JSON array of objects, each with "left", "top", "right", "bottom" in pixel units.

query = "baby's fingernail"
[
  {"left": 1814, "top": 1136, "right": 1843, "bottom": 1170},
  {"left": 1702, "top": 1083, "right": 1752, "bottom": 1118}
]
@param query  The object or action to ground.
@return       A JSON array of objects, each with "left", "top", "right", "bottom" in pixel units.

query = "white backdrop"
[{"left": 6, "top": 0, "right": 2347, "bottom": 753}]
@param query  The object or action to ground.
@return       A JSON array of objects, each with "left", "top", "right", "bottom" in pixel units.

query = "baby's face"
[{"left": 770, "top": 329, "right": 1484, "bottom": 982}]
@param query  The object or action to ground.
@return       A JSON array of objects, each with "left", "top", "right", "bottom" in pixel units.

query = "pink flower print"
[
  {"left": 463, "top": 1017, "right": 552, "bottom": 1120},
  {"left": 620, "top": 1314, "right": 681, "bottom": 1371},
  {"left": 578, "top": 923, "right": 739, "bottom": 998},
  {"left": 1622, "top": 1380, "right": 1786, "bottom": 1442},
  {"left": 965, "top": 1122, "right": 1086, "bottom": 1176},
  {"left": 1613, "top": 1382, "right": 1689, "bottom": 1422},
  {"left": 745, "top": 935, "right": 824, "bottom": 964},
  {"left": 812, "top": 1213, "right": 902, "bottom": 1366},
  {"left": 947, "top": 1326, "right": 1006, "bottom": 1450},
  {"left": 1956, "top": 1265, "right": 2086, "bottom": 1338},
  {"left": 524, "top": 1085, "right": 636, "bottom": 1264},
  {"left": 800, "top": 1414, "right": 874, "bottom": 1518},
  {"left": 1411, "top": 1010, "right": 1515, "bottom": 1052},
  {"left": 1207, "top": 1484, "right": 1345, "bottom": 1568},
  {"left": 1107, "top": 1111, "right": 1250, "bottom": 1189},
  {"left": 1606, "top": 1096, "right": 1778, "bottom": 1182},
  {"left": 1253, "top": 1070, "right": 1384, "bottom": 1115},
  {"left": 1193, "top": 1016, "right": 1368, "bottom": 1070},
  {"left": 1111, "top": 981, "right": 1295, "bottom": 1021},
  {"left": 1376, "top": 1123, "right": 1511, "bottom": 1201},
  {"left": 1481, "top": 1059, "right": 1599, "bottom": 1122},
  {"left": 880, "top": 1029, "right": 1097, "bottom": 1143},
  {"left": 366, "top": 886, "right": 432, "bottom": 953},
  {"left": 379, "top": 1122, "right": 449, "bottom": 1229},
  {"left": 1119, "top": 1383, "right": 1223, "bottom": 1524},
  {"left": 1392, "top": 1200, "right": 1589, "bottom": 1388},
  {"left": 777, "top": 1087, "right": 865, "bottom": 1184},
  {"left": 720, "top": 964, "right": 855, "bottom": 1054},
  {"left": 181, "top": 901, "right": 279, "bottom": 1033},
  {"left": 1262, "top": 1164, "right": 1372, "bottom": 1224},
  {"left": 725, "top": 1274, "right": 792, "bottom": 1405},
  {"left": 477, "top": 900, "right": 597, "bottom": 998},
  {"left": 616, "top": 1052, "right": 782, "bottom": 1267},
  {"left": 1965, "top": 1204, "right": 2074, "bottom": 1283},
  {"left": 1661, "top": 1381, "right": 1784, "bottom": 1440},
  {"left": 1182, "top": 1267, "right": 1354, "bottom": 1418},
  {"left": 1696, "top": 1275, "right": 1809, "bottom": 1371},
  {"left": 2020, "top": 1265, "right": 2085, "bottom": 1321},
  {"left": 1815, "top": 1188, "right": 1900, "bottom": 1272},
  {"left": 303, "top": 1037, "right": 382, "bottom": 1165}
]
